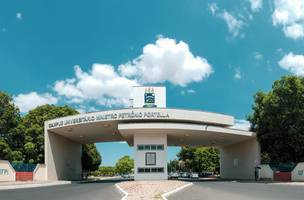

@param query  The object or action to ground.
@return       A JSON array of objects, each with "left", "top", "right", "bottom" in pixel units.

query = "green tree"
[
  {"left": 0, "top": 92, "right": 20, "bottom": 160},
  {"left": 248, "top": 75, "right": 304, "bottom": 163},
  {"left": 115, "top": 156, "right": 134, "bottom": 175},
  {"left": 17, "top": 104, "right": 78, "bottom": 163},
  {"left": 167, "top": 159, "right": 179, "bottom": 172},
  {"left": 15, "top": 104, "right": 101, "bottom": 169},
  {"left": 82, "top": 143, "right": 102, "bottom": 172},
  {"left": 10, "top": 150, "right": 23, "bottom": 163},
  {"left": 193, "top": 147, "right": 219, "bottom": 172},
  {"left": 24, "top": 142, "right": 36, "bottom": 163},
  {"left": 177, "top": 146, "right": 220, "bottom": 172},
  {"left": 91, "top": 166, "right": 117, "bottom": 177},
  {"left": 0, "top": 138, "right": 12, "bottom": 160},
  {"left": 177, "top": 146, "right": 196, "bottom": 172},
  {"left": 0, "top": 92, "right": 20, "bottom": 135}
]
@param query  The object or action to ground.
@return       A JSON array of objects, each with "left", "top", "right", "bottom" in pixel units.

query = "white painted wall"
[
  {"left": 292, "top": 162, "right": 304, "bottom": 182},
  {"left": 45, "top": 130, "right": 82, "bottom": 181},
  {"left": 132, "top": 86, "right": 166, "bottom": 108},
  {"left": 34, "top": 164, "right": 47, "bottom": 181},
  {"left": 134, "top": 133, "right": 167, "bottom": 180},
  {"left": 258, "top": 164, "right": 273, "bottom": 180},
  {"left": 0, "top": 160, "right": 15, "bottom": 182},
  {"left": 220, "top": 138, "right": 260, "bottom": 180}
]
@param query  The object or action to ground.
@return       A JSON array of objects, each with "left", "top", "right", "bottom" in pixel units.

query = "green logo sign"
[{"left": 144, "top": 88, "right": 156, "bottom": 108}]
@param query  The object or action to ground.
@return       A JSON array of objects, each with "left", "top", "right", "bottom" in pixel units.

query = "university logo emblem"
[{"left": 144, "top": 88, "right": 156, "bottom": 107}]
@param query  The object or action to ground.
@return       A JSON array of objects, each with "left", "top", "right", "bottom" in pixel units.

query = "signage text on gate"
[{"left": 48, "top": 111, "right": 170, "bottom": 129}]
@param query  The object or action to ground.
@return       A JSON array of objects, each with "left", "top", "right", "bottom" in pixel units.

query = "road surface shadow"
[{"left": 74, "top": 178, "right": 133, "bottom": 184}]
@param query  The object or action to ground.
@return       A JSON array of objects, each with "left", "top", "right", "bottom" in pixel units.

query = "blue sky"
[{"left": 1, "top": 0, "right": 304, "bottom": 166}]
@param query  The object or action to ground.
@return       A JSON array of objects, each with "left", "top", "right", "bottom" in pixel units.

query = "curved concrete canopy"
[
  {"left": 45, "top": 108, "right": 253, "bottom": 147},
  {"left": 119, "top": 123, "right": 255, "bottom": 147}
]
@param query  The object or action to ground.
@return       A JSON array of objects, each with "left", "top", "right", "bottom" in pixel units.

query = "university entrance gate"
[{"left": 45, "top": 86, "right": 260, "bottom": 181}]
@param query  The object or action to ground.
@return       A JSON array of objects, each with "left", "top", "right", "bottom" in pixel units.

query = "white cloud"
[
  {"left": 231, "top": 119, "right": 251, "bottom": 131},
  {"left": 53, "top": 37, "right": 213, "bottom": 108},
  {"left": 283, "top": 23, "right": 304, "bottom": 40},
  {"left": 53, "top": 64, "right": 138, "bottom": 107},
  {"left": 208, "top": 3, "right": 219, "bottom": 15},
  {"left": 14, "top": 92, "right": 58, "bottom": 113},
  {"left": 75, "top": 105, "right": 98, "bottom": 114},
  {"left": 221, "top": 11, "right": 245, "bottom": 38},
  {"left": 209, "top": 5, "right": 245, "bottom": 38},
  {"left": 234, "top": 68, "right": 242, "bottom": 79},
  {"left": 272, "top": 0, "right": 304, "bottom": 40},
  {"left": 16, "top": 12, "right": 22, "bottom": 20},
  {"left": 277, "top": 48, "right": 284, "bottom": 55},
  {"left": 119, "top": 37, "right": 213, "bottom": 86},
  {"left": 278, "top": 52, "right": 304, "bottom": 75},
  {"left": 187, "top": 89, "right": 196, "bottom": 94},
  {"left": 181, "top": 89, "right": 196, "bottom": 95},
  {"left": 254, "top": 52, "right": 263, "bottom": 60},
  {"left": 249, "top": 0, "right": 263, "bottom": 12}
]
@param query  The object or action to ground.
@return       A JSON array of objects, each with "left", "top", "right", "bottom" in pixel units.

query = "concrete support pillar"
[
  {"left": 133, "top": 133, "right": 168, "bottom": 180},
  {"left": 45, "top": 130, "right": 82, "bottom": 181},
  {"left": 220, "top": 138, "right": 260, "bottom": 180}
]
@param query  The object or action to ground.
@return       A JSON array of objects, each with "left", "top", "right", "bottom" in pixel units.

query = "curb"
[
  {"left": 161, "top": 182, "right": 193, "bottom": 200},
  {"left": 115, "top": 183, "right": 128, "bottom": 200},
  {"left": 0, "top": 181, "right": 71, "bottom": 190}
]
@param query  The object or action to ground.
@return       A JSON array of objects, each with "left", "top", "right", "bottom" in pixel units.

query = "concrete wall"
[
  {"left": 45, "top": 130, "right": 82, "bottom": 181},
  {"left": 292, "top": 162, "right": 304, "bottom": 182},
  {"left": 0, "top": 160, "right": 15, "bottom": 182},
  {"left": 34, "top": 164, "right": 47, "bottom": 181},
  {"left": 258, "top": 164, "right": 273, "bottom": 180},
  {"left": 220, "top": 138, "right": 260, "bottom": 180},
  {"left": 134, "top": 133, "right": 167, "bottom": 180}
]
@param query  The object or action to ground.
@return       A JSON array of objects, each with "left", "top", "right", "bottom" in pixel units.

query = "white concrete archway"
[{"left": 44, "top": 108, "right": 260, "bottom": 181}]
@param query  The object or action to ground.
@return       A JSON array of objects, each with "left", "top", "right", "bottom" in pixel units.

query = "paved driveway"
[
  {"left": 0, "top": 179, "right": 124, "bottom": 200},
  {"left": 168, "top": 180, "right": 304, "bottom": 200}
]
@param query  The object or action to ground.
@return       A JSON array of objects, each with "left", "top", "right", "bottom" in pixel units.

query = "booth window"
[
  {"left": 137, "top": 167, "right": 164, "bottom": 173},
  {"left": 137, "top": 144, "right": 164, "bottom": 151},
  {"left": 156, "top": 145, "right": 164, "bottom": 150},
  {"left": 138, "top": 168, "right": 145, "bottom": 173},
  {"left": 145, "top": 152, "right": 156, "bottom": 165}
]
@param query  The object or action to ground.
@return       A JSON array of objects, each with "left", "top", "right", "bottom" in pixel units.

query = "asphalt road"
[
  {"left": 0, "top": 179, "right": 123, "bottom": 200},
  {"left": 168, "top": 180, "right": 304, "bottom": 200}
]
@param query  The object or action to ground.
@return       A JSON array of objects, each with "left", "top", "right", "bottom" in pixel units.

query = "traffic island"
[{"left": 116, "top": 180, "right": 192, "bottom": 200}]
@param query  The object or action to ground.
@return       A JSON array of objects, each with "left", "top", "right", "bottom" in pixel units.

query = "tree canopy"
[
  {"left": 115, "top": 155, "right": 134, "bottom": 175},
  {"left": 0, "top": 94, "right": 102, "bottom": 172},
  {"left": 0, "top": 92, "right": 20, "bottom": 160},
  {"left": 248, "top": 75, "right": 304, "bottom": 163},
  {"left": 176, "top": 146, "right": 219, "bottom": 172},
  {"left": 82, "top": 143, "right": 102, "bottom": 172},
  {"left": 0, "top": 92, "right": 20, "bottom": 134},
  {"left": 16, "top": 104, "right": 79, "bottom": 163},
  {"left": 167, "top": 159, "right": 179, "bottom": 172}
]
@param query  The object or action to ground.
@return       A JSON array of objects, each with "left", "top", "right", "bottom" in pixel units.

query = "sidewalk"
[
  {"left": 0, "top": 176, "right": 124, "bottom": 190},
  {"left": 0, "top": 181, "right": 71, "bottom": 190},
  {"left": 271, "top": 182, "right": 304, "bottom": 186}
]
